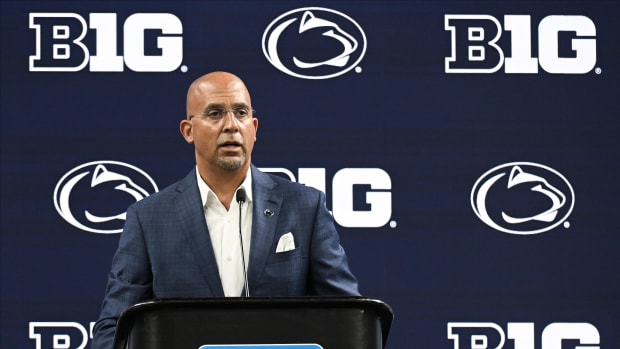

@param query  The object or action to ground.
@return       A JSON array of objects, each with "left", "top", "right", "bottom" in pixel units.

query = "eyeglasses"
[{"left": 190, "top": 107, "right": 256, "bottom": 122}]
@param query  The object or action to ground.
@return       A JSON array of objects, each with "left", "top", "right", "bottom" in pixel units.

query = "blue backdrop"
[{"left": 1, "top": 1, "right": 618, "bottom": 348}]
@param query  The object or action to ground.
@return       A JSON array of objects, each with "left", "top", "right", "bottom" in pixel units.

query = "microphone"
[{"left": 236, "top": 188, "right": 250, "bottom": 297}]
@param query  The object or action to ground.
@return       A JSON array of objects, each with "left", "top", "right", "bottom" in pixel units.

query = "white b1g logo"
[
  {"left": 445, "top": 15, "right": 596, "bottom": 73},
  {"left": 260, "top": 168, "right": 392, "bottom": 228},
  {"left": 29, "top": 322, "right": 95, "bottom": 349},
  {"left": 29, "top": 13, "right": 183, "bottom": 72},
  {"left": 448, "top": 322, "right": 600, "bottom": 349}
]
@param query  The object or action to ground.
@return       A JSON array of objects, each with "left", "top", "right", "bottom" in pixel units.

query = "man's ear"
[
  {"left": 253, "top": 117, "right": 258, "bottom": 141},
  {"left": 180, "top": 119, "right": 194, "bottom": 144}
]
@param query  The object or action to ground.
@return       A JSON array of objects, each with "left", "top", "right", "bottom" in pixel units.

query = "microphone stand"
[{"left": 236, "top": 189, "right": 250, "bottom": 297}]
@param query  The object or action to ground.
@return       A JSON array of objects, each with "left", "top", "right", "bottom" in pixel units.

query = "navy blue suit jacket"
[{"left": 91, "top": 165, "right": 359, "bottom": 349}]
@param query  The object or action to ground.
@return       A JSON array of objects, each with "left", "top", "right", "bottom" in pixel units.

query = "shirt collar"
[{"left": 196, "top": 166, "right": 253, "bottom": 207}]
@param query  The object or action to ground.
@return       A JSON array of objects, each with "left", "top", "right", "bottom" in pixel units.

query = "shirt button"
[{"left": 226, "top": 256, "right": 232, "bottom": 262}]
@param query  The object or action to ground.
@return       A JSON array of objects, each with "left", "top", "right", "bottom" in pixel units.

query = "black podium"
[{"left": 113, "top": 297, "right": 393, "bottom": 349}]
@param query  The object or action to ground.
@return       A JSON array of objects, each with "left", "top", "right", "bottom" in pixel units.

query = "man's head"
[{"left": 180, "top": 72, "right": 258, "bottom": 175}]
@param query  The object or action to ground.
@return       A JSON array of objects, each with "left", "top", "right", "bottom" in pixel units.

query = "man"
[{"left": 90, "top": 71, "right": 359, "bottom": 348}]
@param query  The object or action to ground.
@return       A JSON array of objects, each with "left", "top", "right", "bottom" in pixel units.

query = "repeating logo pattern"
[
  {"left": 53, "top": 161, "right": 158, "bottom": 234},
  {"left": 445, "top": 14, "right": 597, "bottom": 74},
  {"left": 471, "top": 162, "right": 575, "bottom": 235},
  {"left": 29, "top": 13, "right": 183, "bottom": 72},
  {"left": 262, "top": 7, "right": 367, "bottom": 79}
]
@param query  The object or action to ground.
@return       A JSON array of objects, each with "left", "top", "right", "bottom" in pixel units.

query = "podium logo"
[
  {"left": 471, "top": 162, "right": 574, "bottom": 235},
  {"left": 29, "top": 13, "right": 183, "bottom": 72},
  {"left": 54, "top": 161, "right": 158, "bottom": 234},
  {"left": 199, "top": 345, "right": 322, "bottom": 349},
  {"left": 262, "top": 7, "right": 367, "bottom": 79},
  {"left": 448, "top": 322, "right": 599, "bottom": 349},
  {"left": 445, "top": 15, "right": 597, "bottom": 73}
]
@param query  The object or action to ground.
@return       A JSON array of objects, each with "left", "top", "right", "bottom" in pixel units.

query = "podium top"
[{"left": 115, "top": 297, "right": 394, "bottom": 349}]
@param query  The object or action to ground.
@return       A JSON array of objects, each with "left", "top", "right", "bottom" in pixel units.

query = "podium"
[{"left": 113, "top": 297, "right": 393, "bottom": 349}]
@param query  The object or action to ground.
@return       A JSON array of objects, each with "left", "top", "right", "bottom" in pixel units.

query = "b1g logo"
[
  {"left": 30, "top": 322, "right": 95, "bottom": 349},
  {"left": 262, "top": 7, "right": 367, "bottom": 79},
  {"left": 29, "top": 13, "right": 183, "bottom": 72},
  {"left": 445, "top": 15, "right": 596, "bottom": 73},
  {"left": 471, "top": 162, "right": 574, "bottom": 235},
  {"left": 54, "top": 161, "right": 158, "bottom": 234},
  {"left": 448, "top": 322, "right": 600, "bottom": 349},
  {"left": 260, "top": 168, "right": 392, "bottom": 228}
]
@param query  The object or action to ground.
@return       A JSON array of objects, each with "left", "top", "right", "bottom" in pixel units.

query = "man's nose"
[{"left": 222, "top": 111, "right": 240, "bottom": 132}]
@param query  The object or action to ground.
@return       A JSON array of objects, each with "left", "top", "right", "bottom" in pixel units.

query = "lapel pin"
[{"left": 264, "top": 209, "right": 274, "bottom": 217}]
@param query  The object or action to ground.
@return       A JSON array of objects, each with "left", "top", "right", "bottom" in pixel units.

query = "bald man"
[{"left": 90, "top": 72, "right": 359, "bottom": 349}]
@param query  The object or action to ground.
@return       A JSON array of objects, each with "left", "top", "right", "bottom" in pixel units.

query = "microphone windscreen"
[{"left": 236, "top": 188, "right": 247, "bottom": 203}]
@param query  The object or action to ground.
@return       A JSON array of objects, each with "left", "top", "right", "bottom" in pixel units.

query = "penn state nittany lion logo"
[
  {"left": 54, "top": 161, "right": 158, "bottom": 234},
  {"left": 471, "top": 162, "right": 575, "bottom": 235},
  {"left": 262, "top": 7, "right": 367, "bottom": 79}
]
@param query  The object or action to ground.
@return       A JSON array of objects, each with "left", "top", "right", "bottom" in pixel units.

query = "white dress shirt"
[{"left": 195, "top": 167, "right": 253, "bottom": 297}]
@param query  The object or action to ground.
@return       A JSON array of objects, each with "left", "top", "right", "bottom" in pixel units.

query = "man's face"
[{"left": 184, "top": 77, "right": 258, "bottom": 173}]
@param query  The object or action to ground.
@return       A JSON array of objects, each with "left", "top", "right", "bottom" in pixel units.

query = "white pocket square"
[{"left": 276, "top": 232, "right": 295, "bottom": 253}]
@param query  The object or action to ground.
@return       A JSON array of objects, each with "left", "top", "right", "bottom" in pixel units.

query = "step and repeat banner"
[{"left": 1, "top": 1, "right": 618, "bottom": 348}]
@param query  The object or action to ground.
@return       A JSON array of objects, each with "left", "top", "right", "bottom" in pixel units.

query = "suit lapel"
[
  {"left": 175, "top": 169, "right": 225, "bottom": 297},
  {"left": 247, "top": 166, "right": 282, "bottom": 290}
]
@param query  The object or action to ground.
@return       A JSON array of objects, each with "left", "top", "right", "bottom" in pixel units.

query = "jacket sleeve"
[
  {"left": 308, "top": 190, "right": 361, "bottom": 296},
  {"left": 90, "top": 204, "right": 153, "bottom": 349}
]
